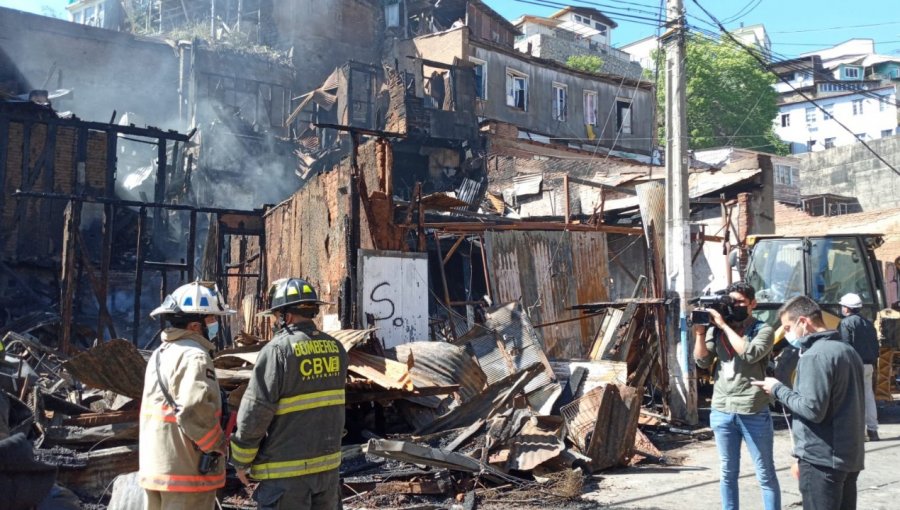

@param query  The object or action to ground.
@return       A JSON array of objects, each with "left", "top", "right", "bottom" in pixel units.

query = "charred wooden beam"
[
  {"left": 59, "top": 200, "right": 82, "bottom": 354},
  {"left": 0, "top": 112, "right": 193, "bottom": 141},
  {"left": 132, "top": 207, "right": 147, "bottom": 344},
  {"left": 11, "top": 190, "right": 263, "bottom": 215}
]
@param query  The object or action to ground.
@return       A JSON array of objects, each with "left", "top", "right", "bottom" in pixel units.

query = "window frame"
[
  {"left": 470, "top": 57, "right": 487, "bottom": 101},
  {"left": 616, "top": 98, "right": 633, "bottom": 135},
  {"left": 780, "top": 112, "right": 790, "bottom": 127},
  {"left": 774, "top": 164, "right": 794, "bottom": 185},
  {"left": 844, "top": 66, "right": 860, "bottom": 79},
  {"left": 852, "top": 99, "right": 864, "bottom": 115},
  {"left": 505, "top": 68, "right": 528, "bottom": 111},
  {"left": 824, "top": 137, "right": 835, "bottom": 149},
  {"left": 583, "top": 90, "right": 598, "bottom": 126},
  {"left": 552, "top": 82, "right": 568, "bottom": 122},
  {"left": 823, "top": 104, "right": 834, "bottom": 120},
  {"left": 805, "top": 106, "right": 816, "bottom": 124}
]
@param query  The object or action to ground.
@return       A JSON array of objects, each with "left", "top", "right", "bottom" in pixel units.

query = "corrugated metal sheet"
[
  {"left": 389, "top": 341, "right": 488, "bottom": 403},
  {"left": 513, "top": 174, "right": 543, "bottom": 197},
  {"left": 484, "top": 231, "right": 609, "bottom": 359},
  {"left": 688, "top": 168, "right": 761, "bottom": 198},
  {"left": 457, "top": 303, "right": 558, "bottom": 409}
]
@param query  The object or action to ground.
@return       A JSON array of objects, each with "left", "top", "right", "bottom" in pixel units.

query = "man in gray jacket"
[{"left": 753, "top": 296, "right": 865, "bottom": 510}]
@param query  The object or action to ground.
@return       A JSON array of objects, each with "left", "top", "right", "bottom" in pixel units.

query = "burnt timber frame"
[{"left": 13, "top": 190, "right": 264, "bottom": 349}]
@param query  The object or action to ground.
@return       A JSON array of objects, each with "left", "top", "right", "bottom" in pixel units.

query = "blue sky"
[{"left": 3, "top": 0, "right": 899, "bottom": 58}]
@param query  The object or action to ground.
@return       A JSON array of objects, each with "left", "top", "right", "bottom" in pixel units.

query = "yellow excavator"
[{"left": 743, "top": 234, "right": 893, "bottom": 390}]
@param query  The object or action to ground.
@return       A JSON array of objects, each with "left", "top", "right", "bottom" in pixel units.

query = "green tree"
[
  {"left": 566, "top": 55, "right": 604, "bottom": 74},
  {"left": 656, "top": 35, "right": 788, "bottom": 155}
]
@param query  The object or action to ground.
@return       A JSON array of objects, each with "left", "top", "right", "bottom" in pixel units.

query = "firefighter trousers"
[
  {"left": 253, "top": 469, "right": 342, "bottom": 510},
  {"left": 143, "top": 489, "right": 217, "bottom": 510}
]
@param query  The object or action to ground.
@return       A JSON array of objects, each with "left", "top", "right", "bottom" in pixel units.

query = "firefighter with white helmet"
[
  {"left": 231, "top": 278, "right": 348, "bottom": 510},
  {"left": 139, "top": 281, "right": 235, "bottom": 510}
]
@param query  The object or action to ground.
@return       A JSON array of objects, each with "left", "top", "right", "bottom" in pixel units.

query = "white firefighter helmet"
[{"left": 150, "top": 281, "right": 236, "bottom": 319}]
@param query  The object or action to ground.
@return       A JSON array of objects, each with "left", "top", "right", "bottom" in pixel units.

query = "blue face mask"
[
  {"left": 206, "top": 321, "right": 220, "bottom": 339},
  {"left": 784, "top": 319, "right": 803, "bottom": 350}
]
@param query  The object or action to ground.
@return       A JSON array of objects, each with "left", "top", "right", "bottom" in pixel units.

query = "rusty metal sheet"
[
  {"left": 389, "top": 341, "right": 488, "bottom": 403},
  {"left": 348, "top": 350, "right": 415, "bottom": 391},
  {"left": 420, "top": 192, "right": 470, "bottom": 210},
  {"left": 484, "top": 231, "right": 609, "bottom": 359},
  {"left": 506, "top": 415, "right": 565, "bottom": 471},
  {"left": 62, "top": 339, "right": 148, "bottom": 400},
  {"left": 457, "top": 302, "right": 558, "bottom": 410},
  {"left": 688, "top": 168, "right": 761, "bottom": 198},
  {"left": 415, "top": 363, "right": 542, "bottom": 435}
]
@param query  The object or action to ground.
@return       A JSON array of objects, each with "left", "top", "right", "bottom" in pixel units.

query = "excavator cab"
[
  {"left": 743, "top": 234, "right": 887, "bottom": 385},
  {"left": 745, "top": 234, "right": 886, "bottom": 323}
]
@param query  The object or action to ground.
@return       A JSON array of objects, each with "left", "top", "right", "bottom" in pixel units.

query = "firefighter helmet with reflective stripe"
[
  {"left": 150, "top": 281, "right": 236, "bottom": 318},
  {"left": 260, "top": 278, "right": 329, "bottom": 316}
]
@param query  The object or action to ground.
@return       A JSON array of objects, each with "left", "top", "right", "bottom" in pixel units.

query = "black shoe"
[{"left": 867, "top": 429, "right": 879, "bottom": 442}]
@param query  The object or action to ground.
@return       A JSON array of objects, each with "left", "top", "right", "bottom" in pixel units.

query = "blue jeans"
[{"left": 710, "top": 408, "right": 781, "bottom": 510}]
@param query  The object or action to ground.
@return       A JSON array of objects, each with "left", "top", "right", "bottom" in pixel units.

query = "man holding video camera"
[{"left": 694, "top": 282, "right": 780, "bottom": 510}]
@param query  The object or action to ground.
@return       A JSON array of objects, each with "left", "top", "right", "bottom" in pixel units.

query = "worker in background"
[
  {"left": 139, "top": 281, "right": 235, "bottom": 510},
  {"left": 231, "top": 278, "right": 348, "bottom": 510},
  {"left": 753, "top": 296, "right": 865, "bottom": 510},
  {"left": 838, "top": 293, "right": 880, "bottom": 441},
  {"left": 694, "top": 282, "right": 780, "bottom": 510}
]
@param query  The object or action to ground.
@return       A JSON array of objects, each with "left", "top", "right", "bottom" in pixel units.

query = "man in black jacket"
[
  {"left": 838, "top": 293, "right": 880, "bottom": 441},
  {"left": 753, "top": 296, "right": 865, "bottom": 510}
]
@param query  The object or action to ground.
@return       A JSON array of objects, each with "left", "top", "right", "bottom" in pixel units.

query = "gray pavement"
[{"left": 584, "top": 403, "right": 900, "bottom": 509}]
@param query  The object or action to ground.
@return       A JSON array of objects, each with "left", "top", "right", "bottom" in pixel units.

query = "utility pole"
[{"left": 663, "top": 0, "right": 697, "bottom": 424}]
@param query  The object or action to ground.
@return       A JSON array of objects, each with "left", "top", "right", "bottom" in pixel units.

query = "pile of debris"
[{"left": 1, "top": 297, "right": 681, "bottom": 509}]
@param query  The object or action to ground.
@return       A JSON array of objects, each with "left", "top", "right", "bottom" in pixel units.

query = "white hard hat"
[
  {"left": 150, "top": 281, "right": 237, "bottom": 318},
  {"left": 839, "top": 293, "right": 863, "bottom": 309}
]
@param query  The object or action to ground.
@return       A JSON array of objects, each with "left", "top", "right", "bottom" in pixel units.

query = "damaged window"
[
  {"left": 584, "top": 91, "right": 597, "bottom": 125},
  {"left": 506, "top": 69, "right": 527, "bottom": 110},
  {"left": 470, "top": 58, "right": 486, "bottom": 100},
  {"left": 552, "top": 83, "right": 567, "bottom": 122},
  {"left": 424, "top": 68, "right": 450, "bottom": 110},
  {"left": 384, "top": 0, "right": 401, "bottom": 27},
  {"left": 616, "top": 99, "right": 632, "bottom": 135}
]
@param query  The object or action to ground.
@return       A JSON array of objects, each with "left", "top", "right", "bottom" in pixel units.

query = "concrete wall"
[
  {"left": 0, "top": 7, "right": 181, "bottom": 128},
  {"left": 472, "top": 41, "right": 654, "bottom": 153},
  {"left": 273, "top": 0, "right": 383, "bottom": 94},
  {"left": 516, "top": 33, "right": 642, "bottom": 80},
  {"left": 800, "top": 134, "right": 900, "bottom": 211}
]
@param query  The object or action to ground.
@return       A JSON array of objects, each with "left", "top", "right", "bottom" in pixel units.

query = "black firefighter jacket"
[{"left": 231, "top": 322, "right": 348, "bottom": 480}]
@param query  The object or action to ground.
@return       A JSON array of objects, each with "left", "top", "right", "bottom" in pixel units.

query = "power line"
[
  {"left": 691, "top": 0, "right": 900, "bottom": 178},
  {"left": 773, "top": 40, "right": 900, "bottom": 47},
  {"left": 721, "top": 0, "right": 762, "bottom": 25},
  {"left": 772, "top": 21, "right": 900, "bottom": 34}
]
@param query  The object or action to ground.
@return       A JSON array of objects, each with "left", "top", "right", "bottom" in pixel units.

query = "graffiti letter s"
[{"left": 369, "top": 282, "right": 395, "bottom": 321}]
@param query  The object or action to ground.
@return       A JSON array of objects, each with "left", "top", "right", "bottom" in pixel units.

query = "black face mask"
[{"left": 729, "top": 306, "right": 749, "bottom": 322}]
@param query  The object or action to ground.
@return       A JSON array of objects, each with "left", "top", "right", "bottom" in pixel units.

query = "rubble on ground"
[{"left": 0, "top": 296, "right": 687, "bottom": 509}]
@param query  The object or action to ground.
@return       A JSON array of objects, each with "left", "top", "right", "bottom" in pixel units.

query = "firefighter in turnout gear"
[
  {"left": 231, "top": 278, "right": 348, "bottom": 510},
  {"left": 139, "top": 281, "right": 235, "bottom": 510}
]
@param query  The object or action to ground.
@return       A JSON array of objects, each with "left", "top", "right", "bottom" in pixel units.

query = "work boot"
[{"left": 866, "top": 429, "right": 880, "bottom": 442}]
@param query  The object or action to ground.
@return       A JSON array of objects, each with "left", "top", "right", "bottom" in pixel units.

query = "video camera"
[{"left": 690, "top": 292, "right": 736, "bottom": 326}]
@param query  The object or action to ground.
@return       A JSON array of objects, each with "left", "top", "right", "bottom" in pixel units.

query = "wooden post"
[
  {"left": 564, "top": 174, "right": 570, "bottom": 224},
  {"left": 433, "top": 233, "right": 452, "bottom": 308},
  {"left": 98, "top": 203, "right": 114, "bottom": 339},
  {"left": 60, "top": 200, "right": 82, "bottom": 354},
  {"left": 187, "top": 209, "right": 197, "bottom": 281},
  {"left": 132, "top": 207, "right": 147, "bottom": 344}
]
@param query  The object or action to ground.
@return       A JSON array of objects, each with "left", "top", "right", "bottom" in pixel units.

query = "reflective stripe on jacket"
[
  {"left": 139, "top": 328, "right": 225, "bottom": 492},
  {"left": 230, "top": 323, "right": 348, "bottom": 480}
]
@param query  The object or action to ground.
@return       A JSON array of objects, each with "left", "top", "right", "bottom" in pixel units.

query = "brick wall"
[{"left": 1, "top": 118, "right": 108, "bottom": 263}]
